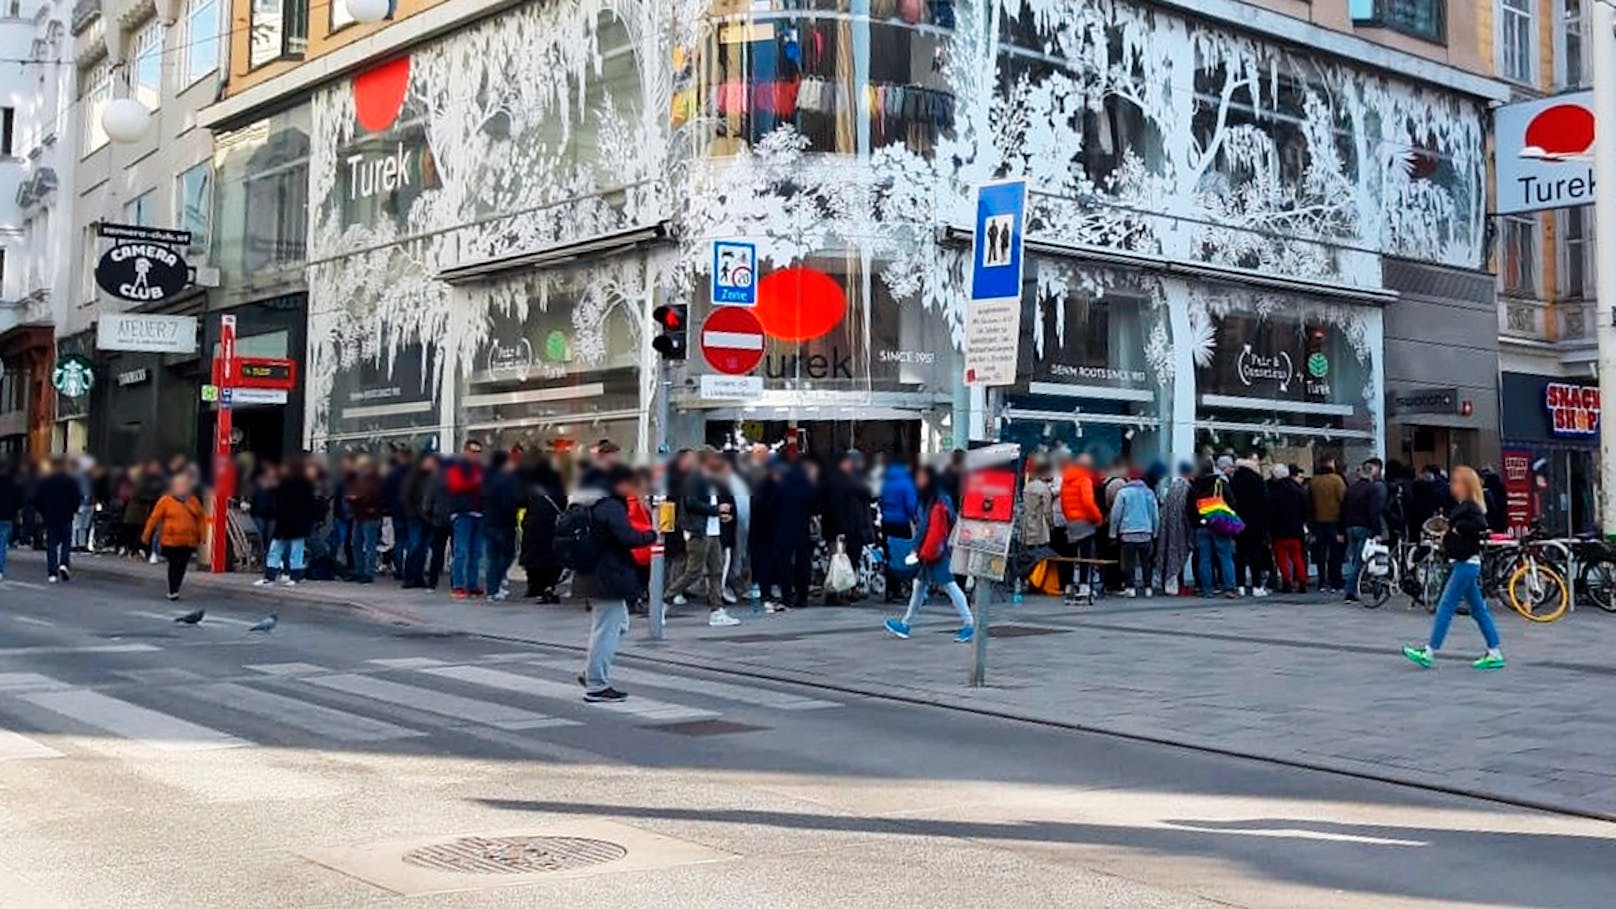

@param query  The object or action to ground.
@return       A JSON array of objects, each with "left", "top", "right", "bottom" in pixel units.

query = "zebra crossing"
[{"left": 0, "top": 651, "right": 844, "bottom": 767}]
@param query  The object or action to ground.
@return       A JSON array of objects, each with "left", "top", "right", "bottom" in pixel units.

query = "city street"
[{"left": 0, "top": 562, "right": 1614, "bottom": 908}]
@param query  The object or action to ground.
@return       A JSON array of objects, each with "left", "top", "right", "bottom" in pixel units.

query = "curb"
[{"left": 31, "top": 551, "right": 1616, "bottom": 825}]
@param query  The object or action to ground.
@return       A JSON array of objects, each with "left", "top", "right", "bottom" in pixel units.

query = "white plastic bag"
[{"left": 825, "top": 536, "right": 858, "bottom": 593}]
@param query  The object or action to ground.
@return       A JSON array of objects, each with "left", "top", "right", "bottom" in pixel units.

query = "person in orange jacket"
[
  {"left": 141, "top": 469, "right": 208, "bottom": 600},
  {"left": 1059, "top": 453, "right": 1105, "bottom": 599}
]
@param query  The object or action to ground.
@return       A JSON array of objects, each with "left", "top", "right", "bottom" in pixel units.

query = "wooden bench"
[{"left": 1038, "top": 556, "right": 1120, "bottom": 607}]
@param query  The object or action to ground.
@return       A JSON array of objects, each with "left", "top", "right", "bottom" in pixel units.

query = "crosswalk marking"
[
  {"left": 366, "top": 657, "right": 447, "bottom": 669},
  {"left": 0, "top": 672, "right": 72, "bottom": 693},
  {"left": 186, "top": 683, "right": 427, "bottom": 743},
  {"left": 0, "top": 727, "right": 63, "bottom": 761},
  {"left": 0, "top": 643, "right": 160, "bottom": 657},
  {"left": 112, "top": 668, "right": 207, "bottom": 685},
  {"left": 300, "top": 673, "right": 575, "bottom": 731},
  {"left": 527, "top": 658, "right": 841, "bottom": 711},
  {"left": 244, "top": 662, "right": 332, "bottom": 677},
  {"left": 9, "top": 615, "right": 53, "bottom": 627},
  {"left": 420, "top": 665, "right": 719, "bottom": 724},
  {"left": 0, "top": 579, "right": 49, "bottom": 590},
  {"left": 18, "top": 688, "right": 249, "bottom": 753}
]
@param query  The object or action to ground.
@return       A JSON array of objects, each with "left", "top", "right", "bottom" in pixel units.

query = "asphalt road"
[{"left": 0, "top": 568, "right": 1612, "bottom": 908}]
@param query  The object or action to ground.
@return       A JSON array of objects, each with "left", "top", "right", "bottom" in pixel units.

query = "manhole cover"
[{"left": 402, "top": 836, "right": 626, "bottom": 875}]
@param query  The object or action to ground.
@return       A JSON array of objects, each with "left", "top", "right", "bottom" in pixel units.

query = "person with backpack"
[
  {"left": 1186, "top": 457, "right": 1242, "bottom": 599},
  {"left": 882, "top": 465, "right": 974, "bottom": 643},
  {"left": 566, "top": 465, "right": 658, "bottom": 702}
]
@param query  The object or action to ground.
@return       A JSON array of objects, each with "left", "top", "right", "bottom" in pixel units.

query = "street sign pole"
[
  {"left": 1594, "top": 1, "right": 1616, "bottom": 532},
  {"left": 209, "top": 315, "right": 237, "bottom": 573},
  {"left": 648, "top": 357, "right": 672, "bottom": 640}
]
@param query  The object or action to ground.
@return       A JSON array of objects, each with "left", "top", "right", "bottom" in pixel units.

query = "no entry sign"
[{"left": 701, "top": 306, "right": 765, "bottom": 375}]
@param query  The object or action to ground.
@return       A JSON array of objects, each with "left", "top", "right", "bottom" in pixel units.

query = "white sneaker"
[
  {"left": 47, "top": 575, "right": 58, "bottom": 584},
  {"left": 746, "top": 584, "right": 761, "bottom": 599},
  {"left": 721, "top": 588, "right": 738, "bottom": 605},
  {"left": 1122, "top": 588, "right": 1136, "bottom": 599},
  {"left": 764, "top": 601, "right": 785, "bottom": 614},
  {"left": 672, "top": 594, "right": 688, "bottom": 607},
  {"left": 254, "top": 578, "right": 274, "bottom": 586},
  {"left": 1253, "top": 587, "right": 1270, "bottom": 598},
  {"left": 279, "top": 577, "right": 297, "bottom": 587},
  {"left": 1076, "top": 584, "right": 1091, "bottom": 598},
  {"left": 708, "top": 609, "right": 741, "bottom": 627},
  {"left": 1144, "top": 588, "right": 1154, "bottom": 598},
  {"left": 148, "top": 552, "right": 159, "bottom": 564}
]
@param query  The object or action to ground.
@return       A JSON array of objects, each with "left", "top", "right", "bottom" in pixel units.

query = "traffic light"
[{"left": 652, "top": 303, "right": 687, "bottom": 360}]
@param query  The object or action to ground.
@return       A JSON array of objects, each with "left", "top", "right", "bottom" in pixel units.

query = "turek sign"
[{"left": 1495, "top": 92, "right": 1597, "bottom": 214}]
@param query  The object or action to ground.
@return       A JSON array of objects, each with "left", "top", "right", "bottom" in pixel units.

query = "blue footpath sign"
[
  {"left": 969, "top": 180, "right": 1027, "bottom": 302},
  {"left": 711, "top": 240, "right": 758, "bottom": 305}
]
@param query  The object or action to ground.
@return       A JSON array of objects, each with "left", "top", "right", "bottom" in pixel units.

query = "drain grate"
[{"left": 402, "top": 836, "right": 626, "bottom": 875}]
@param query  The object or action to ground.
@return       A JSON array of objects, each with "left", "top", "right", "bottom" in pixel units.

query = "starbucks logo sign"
[{"left": 53, "top": 354, "right": 95, "bottom": 398}]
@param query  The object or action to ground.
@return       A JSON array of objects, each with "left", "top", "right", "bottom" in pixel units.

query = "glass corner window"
[{"left": 1352, "top": 0, "right": 1446, "bottom": 44}]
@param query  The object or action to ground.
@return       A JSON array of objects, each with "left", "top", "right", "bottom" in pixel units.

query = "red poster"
[
  {"left": 1500, "top": 448, "right": 1534, "bottom": 535},
  {"left": 961, "top": 465, "right": 1017, "bottom": 522}
]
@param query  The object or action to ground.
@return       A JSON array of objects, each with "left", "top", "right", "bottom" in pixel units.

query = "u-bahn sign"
[{"left": 95, "top": 242, "right": 189, "bottom": 303}]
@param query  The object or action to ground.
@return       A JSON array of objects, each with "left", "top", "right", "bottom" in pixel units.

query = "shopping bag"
[
  {"left": 1029, "top": 559, "right": 1062, "bottom": 595},
  {"left": 825, "top": 536, "right": 858, "bottom": 593},
  {"left": 886, "top": 535, "right": 919, "bottom": 581}
]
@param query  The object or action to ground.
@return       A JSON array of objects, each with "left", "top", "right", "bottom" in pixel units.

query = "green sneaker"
[
  {"left": 1472, "top": 652, "right": 1506, "bottom": 670},
  {"left": 1402, "top": 645, "right": 1434, "bottom": 668}
]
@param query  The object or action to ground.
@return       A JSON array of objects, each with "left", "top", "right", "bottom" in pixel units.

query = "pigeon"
[
  {"left": 173, "top": 609, "right": 205, "bottom": 625},
  {"left": 247, "top": 614, "right": 278, "bottom": 633}
]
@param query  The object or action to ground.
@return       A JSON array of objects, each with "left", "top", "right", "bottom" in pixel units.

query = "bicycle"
[
  {"left": 1496, "top": 529, "right": 1570, "bottom": 623},
  {"left": 1572, "top": 536, "right": 1616, "bottom": 613}
]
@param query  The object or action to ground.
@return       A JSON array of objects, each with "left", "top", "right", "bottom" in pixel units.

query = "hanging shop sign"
[
  {"left": 1494, "top": 92, "right": 1595, "bottom": 215},
  {"left": 97, "top": 313, "right": 199, "bottom": 354},
  {"left": 52, "top": 354, "right": 94, "bottom": 398},
  {"left": 94, "top": 243, "right": 190, "bottom": 303},
  {"left": 96, "top": 221, "right": 192, "bottom": 245},
  {"left": 1545, "top": 382, "right": 1600, "bottom": 437}
]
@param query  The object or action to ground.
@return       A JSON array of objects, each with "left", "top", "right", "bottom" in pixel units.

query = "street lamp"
[
  {"left": 345, "top": 0, "right": 390, "bottom": 24},
  {"left": 101, "top": 97, "right": 151, "bottom": 144}
]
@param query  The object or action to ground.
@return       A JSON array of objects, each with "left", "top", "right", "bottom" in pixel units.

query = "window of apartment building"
[
  {"left": 1, "top": 107, "right": 13, "bottom": 156},
  {"left": 80, "top": 226, "right": 98, "bottom": 302},
  {"left": 1499, "top": 0, "right": 1535, "bottom": 84},
  {"left": 124, "top": 190, "right": 155, "bottom": 227},
  {"left": 249, "top": 0, "right": 308, "bottom": 68},
  {"left": 1557, "top": 0, "right": 1590, "bottom": 88},
  {"left": 1559, "top": 207, "right": 1594, "bottom": 300},
  {"left": 132, "top": 19, "right": 165, "bottom": 111},
  {"left": 176, "top": 162, "right": 211, "bottom": 259},
  {"left": 183, "top": 0, "right": 220, "bottom": 86},
  {"left": 80, "top": 61, "right": 109, "bottom": 155},
  {"left": 1500, "top": 214, "right": 1539, "bottom": 297},
  {"left": 1350, "top": 0, "right": 1446, "bottom": 44}
]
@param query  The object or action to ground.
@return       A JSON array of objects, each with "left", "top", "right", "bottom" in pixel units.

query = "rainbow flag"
[{"left": 1196, "top": 493, "right": 1246, "bottom": 537}]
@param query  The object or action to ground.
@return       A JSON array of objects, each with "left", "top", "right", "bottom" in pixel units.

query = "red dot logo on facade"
[
  {"left": 354, "top": 56, "right": 411, "bottom": 134},
  {"left": 754, "top": 266, "right": 847, "bottom": 342},
  {"left": 1521, "top": 103, "right": 1595, "bottom": 161}
]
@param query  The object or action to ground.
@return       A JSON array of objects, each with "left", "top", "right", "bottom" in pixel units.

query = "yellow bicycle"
[{"left": 1505, "top": 557, "right": 1570, "bottom": 623}]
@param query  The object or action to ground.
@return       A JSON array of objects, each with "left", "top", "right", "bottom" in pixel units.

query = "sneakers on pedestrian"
[
  {"left": 166, "top": 591, "right": 179, "bottom": 601},
  {"left": 1472, "top": 651, "right": 1507, "bottom": 670},
  {"left": 721, "top": 588, "right": 738, "bottom": 605},
  {"left": 584, "top": 687, "right": 628, "bottom": 702},
  {"left": 746, "top": 584, "right": 761, "bottom": 599},
  {"left": 764, "top": 601, "right": 787, "bottom": 614},
  {"left": 1402, "top": 645, "right": 1434, "bottom": 668},
  {"left": 280, "top": 577, "right": 297, "bottom": 587},
  {"left": 883, "top": 618, "right": 912, "bottom": 639},
  {"left": 254, "top": 578, "right": 274, "bottom": 586},
  {"left": 148, "top": 552, "right": 160, "bottom": 565},
  {"left": 451, "top": 588, "right": 469, "bottom": 600},
  {"left": 46, "top": 575, "right": 57, "bottom": 584},
  {"left": 708, "top": 608, "right": 741, "bottom": 627},
  {"left": 954, "top": 626, "right": 974, "bottom": 643},
  {"left": 487, "top": 590, "right": 509, "bottom": 602},
  {"left": 1222, "top": 590, "right": 1239, "bottom": 599},
  {"left": 57, "top": 566, "right": 69, "bottom": 582},
  {"left": 1122, "top": 588, "right": 1136, "bottom": 599},
  {"left": 672, "top": 594, "right": 688, "bottom": 607},
  {"left": 1144, "top": 588, "right": 1154, "bottom": 598},
  {"left": 1253, "top": 587, "right": 1270, "bottom": 598}
]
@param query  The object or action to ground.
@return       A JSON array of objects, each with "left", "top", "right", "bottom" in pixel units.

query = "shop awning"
[{"left": 436, "top": 223, "right": 670, "bottom": 285}]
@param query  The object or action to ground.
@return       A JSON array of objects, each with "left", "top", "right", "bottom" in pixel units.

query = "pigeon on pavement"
[
  {"left": 173, "top": 609, "right": 205, "bottom": 625},
  {"left": 247, "top": 614, "right": 278, "bottom": 633}
]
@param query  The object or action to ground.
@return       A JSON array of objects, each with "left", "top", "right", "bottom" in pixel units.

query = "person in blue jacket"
[
  {"left": 883, "top": 465, "right": 974, "bottom": 643},
  {"left": 877, "top": 461, "right": 920, "bottom": 602}
]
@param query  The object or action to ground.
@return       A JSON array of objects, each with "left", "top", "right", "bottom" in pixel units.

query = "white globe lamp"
[
  {"left": 345, "top": 0, "right": 389, "bottom": 23},
  {"left": 102, "top": 97, "right": 151, "bottom": 144}
]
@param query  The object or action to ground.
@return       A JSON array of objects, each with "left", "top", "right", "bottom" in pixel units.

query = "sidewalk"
[{"left": 17, "top": 548, "right": 1616, "bottom": 821}]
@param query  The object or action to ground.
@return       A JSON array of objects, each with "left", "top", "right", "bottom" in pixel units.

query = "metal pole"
[
  {"left": 647, "top": 359, "right": 672, "bottom": 639},
  {"left": 209, "top": 315, "right": 237, "bottom": 573},
  {"left": 1594, "top": 0, "right": 1616, "bottom": 533},
  {"left": 969, "top": 579, "right": 991, "bottom": 687}
]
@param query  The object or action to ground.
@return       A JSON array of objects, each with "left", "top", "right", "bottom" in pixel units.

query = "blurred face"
[
  {"left": 613, "top": 474, "right": 641, "bottom": 499},
  {"left": 171, "top": 472, "right": 195, "bottom": 496},
  {"left": 1449, "top": 475, "right": 1466, "bottom": 503},
  {"left": 915, "top": 469, "right": 932, "bottom": 494}
]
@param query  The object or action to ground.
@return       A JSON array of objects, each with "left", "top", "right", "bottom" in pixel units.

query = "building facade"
[{"left": 195, "top": 0, "right": 1504, "bottom": 470}]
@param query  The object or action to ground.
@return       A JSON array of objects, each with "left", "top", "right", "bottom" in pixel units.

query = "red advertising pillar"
[{"left": 210, "top": 315, "right": 237, "bottom": 573}]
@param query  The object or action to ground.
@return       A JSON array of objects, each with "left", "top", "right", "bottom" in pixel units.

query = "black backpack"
[{"left": 552, "top": 501, "right": 601, "bottom": 572}]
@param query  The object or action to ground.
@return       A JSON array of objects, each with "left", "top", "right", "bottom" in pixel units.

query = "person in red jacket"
[
  {"left": 442, "top": 439, "right": 487, "bottom": 598},
  {"left": 625, "top": 468, "right": 656, "bottom": 611}
]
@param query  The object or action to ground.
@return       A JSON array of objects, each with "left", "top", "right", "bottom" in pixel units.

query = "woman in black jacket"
[
  {"left": 1404, "top": 466, "right": 1504, "bottom": 670},
  {"left": 519, "top": 455, "right": 567, "bottom": 602},
  {"left": 259, "top": 457, "right": 317, "bottom": 586}
]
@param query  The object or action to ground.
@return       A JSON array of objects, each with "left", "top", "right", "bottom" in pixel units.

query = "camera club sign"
[{"left": 93, "top": 222, "right": 191, "bottom": 303}]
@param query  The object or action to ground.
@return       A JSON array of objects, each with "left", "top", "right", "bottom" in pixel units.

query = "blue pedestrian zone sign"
[
  {"left": 970, "top": 180, "right": 1027, "bottom": 302},
  {"left": 712, "top": 240, "right": 758, "bottom": 305}
]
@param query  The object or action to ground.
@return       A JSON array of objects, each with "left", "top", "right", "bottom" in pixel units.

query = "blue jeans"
[
  {"left": 0, "top": 520, "right": 10, "bottom": 575},
  {"left": 329, "top": 517, "right": 352, "bottom": 572},
  {"left": 1430, "top": 558, "right": 1501, "bottom": 651},
  {"left": 1194, "top": 528, "right": 1236, "bottom": 596},
  {"left": 484, "top": 525, "right": 515, "bottom": 595},
  {"left": 451, "top": 514, "right": 483, "bottom": 591},
  {"left": 45, "top": 523, "right": 72, "bottom": 575},
  {"left": 254, "top": 518, "right": 276, "bottom": 556},
  {"left": 1343, "top": 527, "right": 1373, "bottom": 598},
  {"left": 388, "top": 517, "right": 408, "bottom": 578},
  {"left": 354, "top": 520, "right": 381, "bottom": 580},
  {"left": 265, "top": 538, "right": 306, "bottom": 581},
  {"left": 583, "top": 598, "right": 630, "bottom": 691},
  {"left": 402, "top": 518, "right": 429, "bottom": 586}
]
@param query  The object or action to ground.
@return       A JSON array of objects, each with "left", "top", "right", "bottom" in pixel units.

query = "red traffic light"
[
  {"left": 653, "top": 304, "right": 685, "bottom": 330},
  {"left": 651, "top": 303, "right": 688, "bottom": 360}
]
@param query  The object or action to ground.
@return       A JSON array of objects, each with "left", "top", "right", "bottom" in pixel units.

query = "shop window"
[
  {"left": 175, "top": 162, "right": 212, "bottom": 261},
  {"left": 1558, "top": 0, "right": 1589, "bottom": 87},
  {"left": 182, "top": 0, "right": 220, "bottom": 87},
  {"left": 1559, "top": 207, "right": 1593, "bottom": 301},
  {"left": 1351, "top": 0, "right": 1446, "bottom": 44},
  {"left": 124, "top": 189, "right": 155, "bottom": 227},
  {"left": 80, "top": 61, "right": 109, "bottom": 155},
  {"left": 1, "top": 107, "right": 12, "bottom": 155},
  {"left": 250, "top": 0, "right": 307, "bottom": 68},
  {"left": 79, "top": 225, "right": 97, "bottom": 303},
  {"left": 1499, "top": 213, "right": 1538, "bottom": 297},
  {"left": 1498, "top": 0, "right": 1535, "bottom": 84},
  {"left": 132, "top": 19, "right": 165, "bottom": 111}
]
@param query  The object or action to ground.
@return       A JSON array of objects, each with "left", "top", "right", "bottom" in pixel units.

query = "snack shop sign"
[{"left": 1546, "top": 382, "right": 1600, "bottom": 437}]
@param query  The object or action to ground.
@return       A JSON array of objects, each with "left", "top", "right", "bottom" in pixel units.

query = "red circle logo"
[
  {"left": 354, "top": 57, "right": 411, "bottom": 134},
  {"left": 754, "top": 266, "right": 846, "bottom": 343},
  {"left": 1523, "top": 103, "right": 1594, "bottom": 159}
]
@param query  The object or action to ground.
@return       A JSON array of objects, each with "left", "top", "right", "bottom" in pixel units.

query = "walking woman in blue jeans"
[{"left": 1404, "top": 466, "right": 1505, "bottom": 670}]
